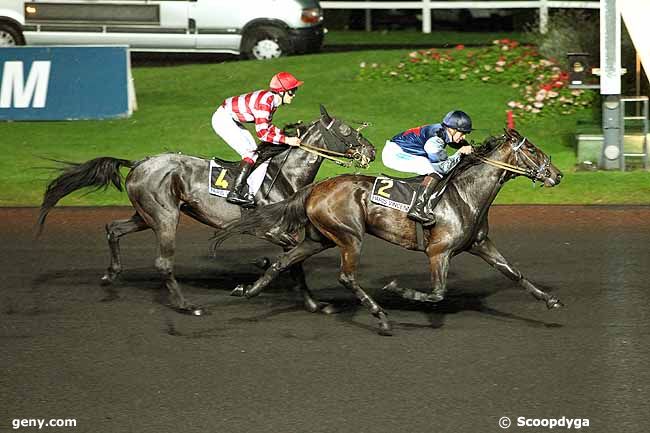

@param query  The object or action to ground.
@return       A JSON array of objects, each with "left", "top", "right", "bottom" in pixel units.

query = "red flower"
[
  {"left": 410, "top": 58, "right": 420, "bottom": 63},
  {"left": 455, "top": 44, "right": 465, "bottom": 50},
  {"left": 559, "top": 71, "right": 570, "bottom": 81},
  {"left": 541, "top": 84, "right": 553, "bottom": 91},
  {"left": 500, "top": 38, "right": 511, "bottom": 44}
]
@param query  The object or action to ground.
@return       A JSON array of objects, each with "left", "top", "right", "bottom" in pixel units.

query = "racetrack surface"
[{"left": 2, "top": 206, "right": 649, "bottom": 433}]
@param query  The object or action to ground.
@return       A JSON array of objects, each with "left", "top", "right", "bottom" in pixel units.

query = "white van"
[{"left": 0, "top": 0, "right": 324, "bottom": 59}]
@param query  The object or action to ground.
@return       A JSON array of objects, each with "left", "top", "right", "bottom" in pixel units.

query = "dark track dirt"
[{"left": 1, "top": 206, "right": 649, "bottom": 433}]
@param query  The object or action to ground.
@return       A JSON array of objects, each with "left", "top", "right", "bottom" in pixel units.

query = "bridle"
[
  {"left": 476, "top": 134, "right": 552, "bottom": 183},
  {"left": 296, "top": 117, "right": 371, "bottom": 168}
]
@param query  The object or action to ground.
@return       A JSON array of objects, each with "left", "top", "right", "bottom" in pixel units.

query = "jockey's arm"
[
  {"left": 424, "top": 136, "right": 462, "bottom": 175},
  {"left": 255, "top": 117, "right": 287, "bottom": 145}
]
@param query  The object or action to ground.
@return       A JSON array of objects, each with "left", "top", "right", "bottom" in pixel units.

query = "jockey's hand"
[
  {"left": 458, "top": 145, "right": 473, "bottom": 155},
  {"left": 286, "top": 136, "right": 302, "bottom": 147}
]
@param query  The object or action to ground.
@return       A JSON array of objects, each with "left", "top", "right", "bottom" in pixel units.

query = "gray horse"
[{"left": 37, "top": 106, "right": 376, "bottom": 315}]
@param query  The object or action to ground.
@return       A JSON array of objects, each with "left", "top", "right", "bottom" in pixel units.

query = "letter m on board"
[{"left": 0, "top": 61, "right": 51, "bottom": 108}]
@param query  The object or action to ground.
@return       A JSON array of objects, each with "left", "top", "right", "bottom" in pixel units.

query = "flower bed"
[{"left": 358, "top": 39, "right": 597, "bottom": 119}]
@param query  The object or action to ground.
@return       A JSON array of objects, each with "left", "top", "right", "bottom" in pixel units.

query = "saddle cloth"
[
  {"left": 370, "top": 177, "right": 418, "bottom": 212},
  {"left": 208, "top": 160, "right": 268, "bottom": 197}
]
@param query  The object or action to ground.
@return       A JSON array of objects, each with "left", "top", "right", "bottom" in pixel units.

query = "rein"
[
  {"left": 298, "top": 143, "right": 354, "bottom": 167},
  {"left": 476, "top": 135, "right": 548, "bottom": 180},
  {"left": 476, "top": 155, "right": 531, "bottom": 176}
]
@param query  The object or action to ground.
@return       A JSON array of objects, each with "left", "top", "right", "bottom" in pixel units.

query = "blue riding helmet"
[{"left": 442, "top": 110, "right": 473, "bottom": 133}]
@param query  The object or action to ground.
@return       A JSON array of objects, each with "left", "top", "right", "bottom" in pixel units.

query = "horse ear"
[{"left": 320, "top": 104, "right": 332, "bottom": 123}]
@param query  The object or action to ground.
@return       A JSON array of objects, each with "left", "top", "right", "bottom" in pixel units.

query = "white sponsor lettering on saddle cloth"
[
  {"left": 208, "top": 160, "right": 268, "bottom": 197},
  {"left": 370, "top": 177, "right": 417, "bottom": 212}
]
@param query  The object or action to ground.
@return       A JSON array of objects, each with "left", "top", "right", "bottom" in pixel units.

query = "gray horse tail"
[
  {"left": 37, "top": 157, "right": 135, "bottom": 235},
  {"left": 212, "top": 184, "right": 315, "bottom": 248}
]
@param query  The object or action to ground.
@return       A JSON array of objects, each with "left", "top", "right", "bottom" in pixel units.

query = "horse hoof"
[
  {"left": 378, "top": 324, "right": 393, "bottom": 336},
  {"left": 381, "top": 280, "right": 399, "bottom": 293},
  {"left": 303, "top": 299, "right": 321, "bottom": 313},
  {"left": 191, "top": 307, "right": 208, "bottom": 316},
  {"left": 547, "top": 298, "right": 564, "bottom": 309},
  {"left": 231, "top": 285, "right": 246, "bottom": 297},
  {"left": 252, "top": 257, "right": 271, "bottom": 270},
  {"left": 321, "top": 304, "right": 344, "bottom": 315},
  {"left": 100, "top": 274, "right": 115, "bottom": 286}
]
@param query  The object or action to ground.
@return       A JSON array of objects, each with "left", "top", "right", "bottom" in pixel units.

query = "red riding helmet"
[{"left": 269, "top": 72, "right": 304, "bottom": 93}]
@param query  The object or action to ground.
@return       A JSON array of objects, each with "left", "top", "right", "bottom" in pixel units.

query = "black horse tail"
[
  {"left": 37, "top": 157, "right": 134, "bottom": 235},
  {"left": 212, "top": 184, "right": 315, "bottom": 249}
]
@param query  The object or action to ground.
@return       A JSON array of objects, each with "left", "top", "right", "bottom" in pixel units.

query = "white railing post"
[
  {"left": 365, "top": 0, "right": 372, "bottom": 32},
  {"left": 422, "top": 0, "right": 432, "bottom": 34},
  {"left": 539, "top": 0, "right": 549, "bottom": 34}
]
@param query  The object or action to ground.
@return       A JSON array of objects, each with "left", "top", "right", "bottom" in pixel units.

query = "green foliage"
[
  {"left": 523, "top": 9, "right": 599, "bottom": 68},
  {"left": 0, "top": 49, "right": 648, "bottom": 206},
  {"left": 357, "top": 39, "right": 598, "bottom": 119}
]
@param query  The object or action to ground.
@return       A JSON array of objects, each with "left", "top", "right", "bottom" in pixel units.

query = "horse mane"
[{"left": 446, "top": 133, "right": 506, "bottom": 179}]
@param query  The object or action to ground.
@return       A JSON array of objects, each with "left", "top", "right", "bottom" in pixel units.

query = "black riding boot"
[
  {"left": 227, "top": 160, "right": 256, "bottom": 208},
  {"left": 407, "top": 175, "right": 440, "bottom": 226}
]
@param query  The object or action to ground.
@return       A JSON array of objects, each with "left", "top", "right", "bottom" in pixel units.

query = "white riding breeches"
[
  {"left": 212, "top": 106, "right": 258, "bottom": 161},
  {"left": 212, "top": 106, "right": 269, "bottom": 195},
  {"left": 382, "top": 140, "right": 435, "bottom": 175},
  {"left": 248, "top": 160, "right": 270, "bottom": 196}
]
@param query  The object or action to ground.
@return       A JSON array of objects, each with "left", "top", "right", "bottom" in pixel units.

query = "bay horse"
[
  {"left": 37, "top": 106, "right": 376, "bottom": 315},
  {"left": 214, "top": 129, "right": 564, "bottom": 335}
]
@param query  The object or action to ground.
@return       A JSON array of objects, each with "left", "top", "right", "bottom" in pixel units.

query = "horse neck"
[
  {"left": 258, "top": 122, "right": 327, "bottom": 204},
  {"left": 452, "top": 143, "right": 515, "bottom": 212}
]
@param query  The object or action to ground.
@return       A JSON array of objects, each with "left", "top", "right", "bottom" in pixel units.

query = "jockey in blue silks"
[{"left": 382, "top": 110, "right": 474, "bottom": 225}]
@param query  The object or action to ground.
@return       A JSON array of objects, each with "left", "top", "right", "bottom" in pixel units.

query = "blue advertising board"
[{"left": 0, "top": 46, "right": 133, "bottom": 120}]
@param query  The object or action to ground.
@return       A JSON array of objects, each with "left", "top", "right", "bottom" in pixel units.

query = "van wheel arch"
[{"left": 0, "top": 20, "right": 25, "bottom": 46}]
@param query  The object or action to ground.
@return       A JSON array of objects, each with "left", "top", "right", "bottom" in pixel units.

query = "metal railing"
[
  {"left": 620, "top": 96, "right": 649, "bottom": 171},
  {"left": 320, "top": 1, "right": 600, "bottom": 34}
]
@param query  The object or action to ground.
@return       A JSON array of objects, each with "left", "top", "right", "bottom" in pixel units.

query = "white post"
[
  {"left": 365, "top": 0, "right": 372, "bottom": 32},
  {"left": 601, "top": 0, "right": 623, "bottom": 170},
  {"left": 422, "top": 0, "right": 431, "bottom": 34},
  {"left": 539, "top": 0, "right": 549, "bottom": 34}
]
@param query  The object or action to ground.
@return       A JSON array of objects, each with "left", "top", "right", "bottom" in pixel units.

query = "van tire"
[
  {"left": 241, "top": 26, "right": 290, "bottom": 60},
  {"left": 0, "top": 22, "right": 25, "bottom": 46}
]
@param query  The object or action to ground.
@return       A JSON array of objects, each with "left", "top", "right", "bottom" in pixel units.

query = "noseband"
[{"left": 510, "top": 136, "right": 552, "bottom": 182}]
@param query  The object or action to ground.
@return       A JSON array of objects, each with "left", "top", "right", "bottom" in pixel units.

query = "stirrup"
[
  {"left": 227, "top": 192, "right": 255, "bottom": 208},
  {"left": 407, "top": 208, "right": 435, "bottom": 226}
]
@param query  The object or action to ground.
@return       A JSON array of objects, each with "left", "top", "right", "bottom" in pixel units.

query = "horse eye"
[{"left": 339, "top": 124, "right": 352, "bottom": 136}]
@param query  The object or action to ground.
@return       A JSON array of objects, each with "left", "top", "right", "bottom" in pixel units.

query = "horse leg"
[
  {"left": 288, "top": 263, "right": 332, "bottom": 313},
  {"left": 101, "top": 213, "right": 149, "bottom": 285},
  {"left": 382, "top": 248, "right": 451, "bottom": 304},
  {"left": 469, "top": 236, "right": 564, "bottom": 309},
  {"left": 337, "top": 241, "right": 392, "bottom": 336},
  {"left": 150, "top": 210, "right": 203, "bottom": 315},
  {"left": 233, "top": 237, "right": 331, "bottom": 301}
]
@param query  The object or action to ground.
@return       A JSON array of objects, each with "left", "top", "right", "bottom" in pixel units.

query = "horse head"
[
  {"left": 501, "top": 128, "right": 563, "bottom": 187},
  {"left": 317, "top": 105, "right": 376, "bottom": 168}
]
